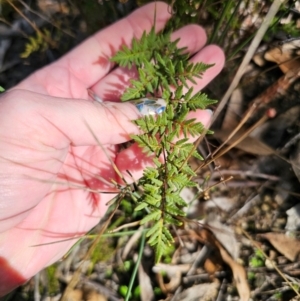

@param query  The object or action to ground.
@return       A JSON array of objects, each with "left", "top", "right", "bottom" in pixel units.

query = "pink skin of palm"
[{"left": 0, "top": 2, "right": 225, "bottom": 296}]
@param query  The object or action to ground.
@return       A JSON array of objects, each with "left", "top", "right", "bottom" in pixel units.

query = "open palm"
[{"left": 0, "top": 2, "right": 224, "bottom": 296}]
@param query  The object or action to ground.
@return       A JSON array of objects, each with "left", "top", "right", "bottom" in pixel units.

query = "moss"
[
  {"left": 89, "top": 237, "right": 115, "bottom": 273},
  {"left": 46, "top": 265, "right": 60, "bottom": 295}
]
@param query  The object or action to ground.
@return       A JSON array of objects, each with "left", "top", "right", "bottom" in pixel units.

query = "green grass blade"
[
  {"left": 124, "top": 230, "right": 146, "bottom": 301},
  {"left": 209, "top": 0, "right": 234, "bottom": 44}
]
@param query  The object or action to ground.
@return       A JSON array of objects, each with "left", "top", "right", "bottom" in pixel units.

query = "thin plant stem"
[
  {"left": 211, "top": 0, "right": 284, "bottom": 125},
  {"left": 110, "top": 221, "right": 141, "bottom": 233},
  {"left": 6, "top": 0, "right": 57, "bottom": 48},
  {"left": 31, "top": 229, "right": 150, "bottom": 248},
  {"left": 17, "top": 0, "right": 75, "bottom": 38},
  {"left": 125, "top": 230, "right": 146, "bottom": 301},
  {"left": 208, "top": 114, "right": 268, "bottom": 166}
]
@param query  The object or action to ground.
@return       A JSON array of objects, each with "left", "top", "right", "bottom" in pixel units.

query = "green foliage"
[
  {"left": 247, "top": 271, "right": 256, "bottom": 281},
  {"left": 119, "top": 285, "right": 130, "bottom": 298},
  {"left": 89, "top": 237, "right": 114, "bottom": 273},
  {"left": 163, "top": 243, "right": 175, "bottom": 263},
  {"left": 46, "top": 265, "right": 60, "bottom": 295},
  {"left": 111, "top": 28, "right": 213, "bottom": 101},
  {"left": 21, "top": 29, "right": 51, "bottom": 58},
  {"left": 111, "top": 26, "right": 216, "bottom": 262},
  {"left": 249, "top": 249, "right": 265, "bottom": 268},
  {"left": 133, "top": 285, "right": 141, "bottom": 298},
  {"left": 165, "top": 0, "right": 202, "bottom": 31},
  {"left": 154, "top": 286, "right": 163, "bottom": 296},
  {"left": 282, "top": 21, "right": 300, "bottom": 37},
  {"left": 273, "top": 292, "right": 283, "bottom": 300},
  {"left": 123, "top": 260, "right": 132, "bottom": 272}
]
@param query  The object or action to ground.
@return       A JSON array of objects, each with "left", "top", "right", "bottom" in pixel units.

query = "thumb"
[{"left": 2, "top": 89, "right": 141, "bottom": 149}]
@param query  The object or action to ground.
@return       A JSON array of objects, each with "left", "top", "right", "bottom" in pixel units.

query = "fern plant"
[{"left": 111, "top": 28, "right": 216, "bottom": 262}]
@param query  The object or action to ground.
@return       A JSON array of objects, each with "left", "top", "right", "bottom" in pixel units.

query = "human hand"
[{"left": 0, "top": 2, "right": 224, "bottom": 296}]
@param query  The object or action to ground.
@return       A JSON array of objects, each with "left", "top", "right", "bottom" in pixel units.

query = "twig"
[
  {"left": 241, "top": 228, "right": 300, "bottom": 298},
  {"left": 6, "top": 0, "right": 57, "bottom": 48},
  {"left": 34, "top": 273, "right": 40, "bottom": 301},
  {"left": 204, "top": 113, "right": 269, "bottom": 168},
  {"left": 17, "top": 0, "right": 75, "bottom": 38},
  {"left": 109, "top": 221, "right": 141, "bottom": 233},
  {"left": 211, "top": 0, "right": 285, "bottom": 125},
  {"left": 208, "top": 170, "right": 280, "bottom": 181}
]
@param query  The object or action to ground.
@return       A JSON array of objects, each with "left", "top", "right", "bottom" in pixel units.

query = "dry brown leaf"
[
  {"left": 264, "top": 40, "right": 300, "bottom": 73},
  {"left": 217, "top": 243, "right": 250, "bottom": 301},
  {"left": 62, "top": 289, "right": 83, "bottom": 301},
  {"left": 260, "top": 233, "right": 300, "bottom": 261},
  {"left": 85, "top": 291, "right": 107, "bottom": 301},
  {"left": 122, "top": 227, "right": 143, "bottom": 260},
  {"left": 138, "top": 257, "right": 155, "bottom": 301},
  {"left": 203, "top": 255, "right": 223, "bottom": 275},
  {"left": 222, "top": 88, "right": 244, "bottom": 130},
  {"left": 37, "top": 0, "right": 70, "bottom": 15},
  {"left": 206, "top": 218, "right": 239, "bottom": 260},
  {"left": 214, "top": 129, "right": 274, "bottom": 155},
  {"left": 173, "top": 281, "right": 219, "bottom": 301},
  {"left": 195, "top": 229, "right": 250, "bottom": 301},
  {"left": 153, "top": 263, "right": 190, "bottom": 293}
]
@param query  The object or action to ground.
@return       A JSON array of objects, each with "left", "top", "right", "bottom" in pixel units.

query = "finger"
[
  {"left": 115, "top": 109, "right": 213, "bottom": 182},
  {"left": 2, "top": 90, "right": 142, "bottom": 148},
  {"left": 16, "top": 2, "right": 171, "bottom": 97},
  {"left": 55, "top": 2, "right": 171, "bottom": 88},
  {"left": 188, "top": 44, "right": 225, "bottom": 91},
  {"left": 0, "top": 90, "right": 141, "bottom": 231},
  {"left": 173, "top": 24, "right": 207, "bottom": 53},
  {"left": 92, "top": 24, "right": 208, "bottom": 100}
]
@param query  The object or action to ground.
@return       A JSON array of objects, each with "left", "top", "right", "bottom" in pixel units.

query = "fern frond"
[
  {"left": 141, "top": 209, "right": 161, "bottom": 224},
  {"left": 111, "top": 26, "right": 216, "bottom": 263},
  {"left": 147, "top": 220, "right": 173, "bottom": 262},
  {"left": 188, "top": 92, "right": 218, "bottom": 110}
]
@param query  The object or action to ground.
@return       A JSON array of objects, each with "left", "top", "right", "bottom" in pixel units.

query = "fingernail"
[
  {"left": 129, "top": 97, "right": 167, "bottom": 116},
  {"left": 205, "top": 109, "right": 214, "bottom": 116},
  {"left": 87, "top": 89, "right": 103, "bottom": 103}
]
